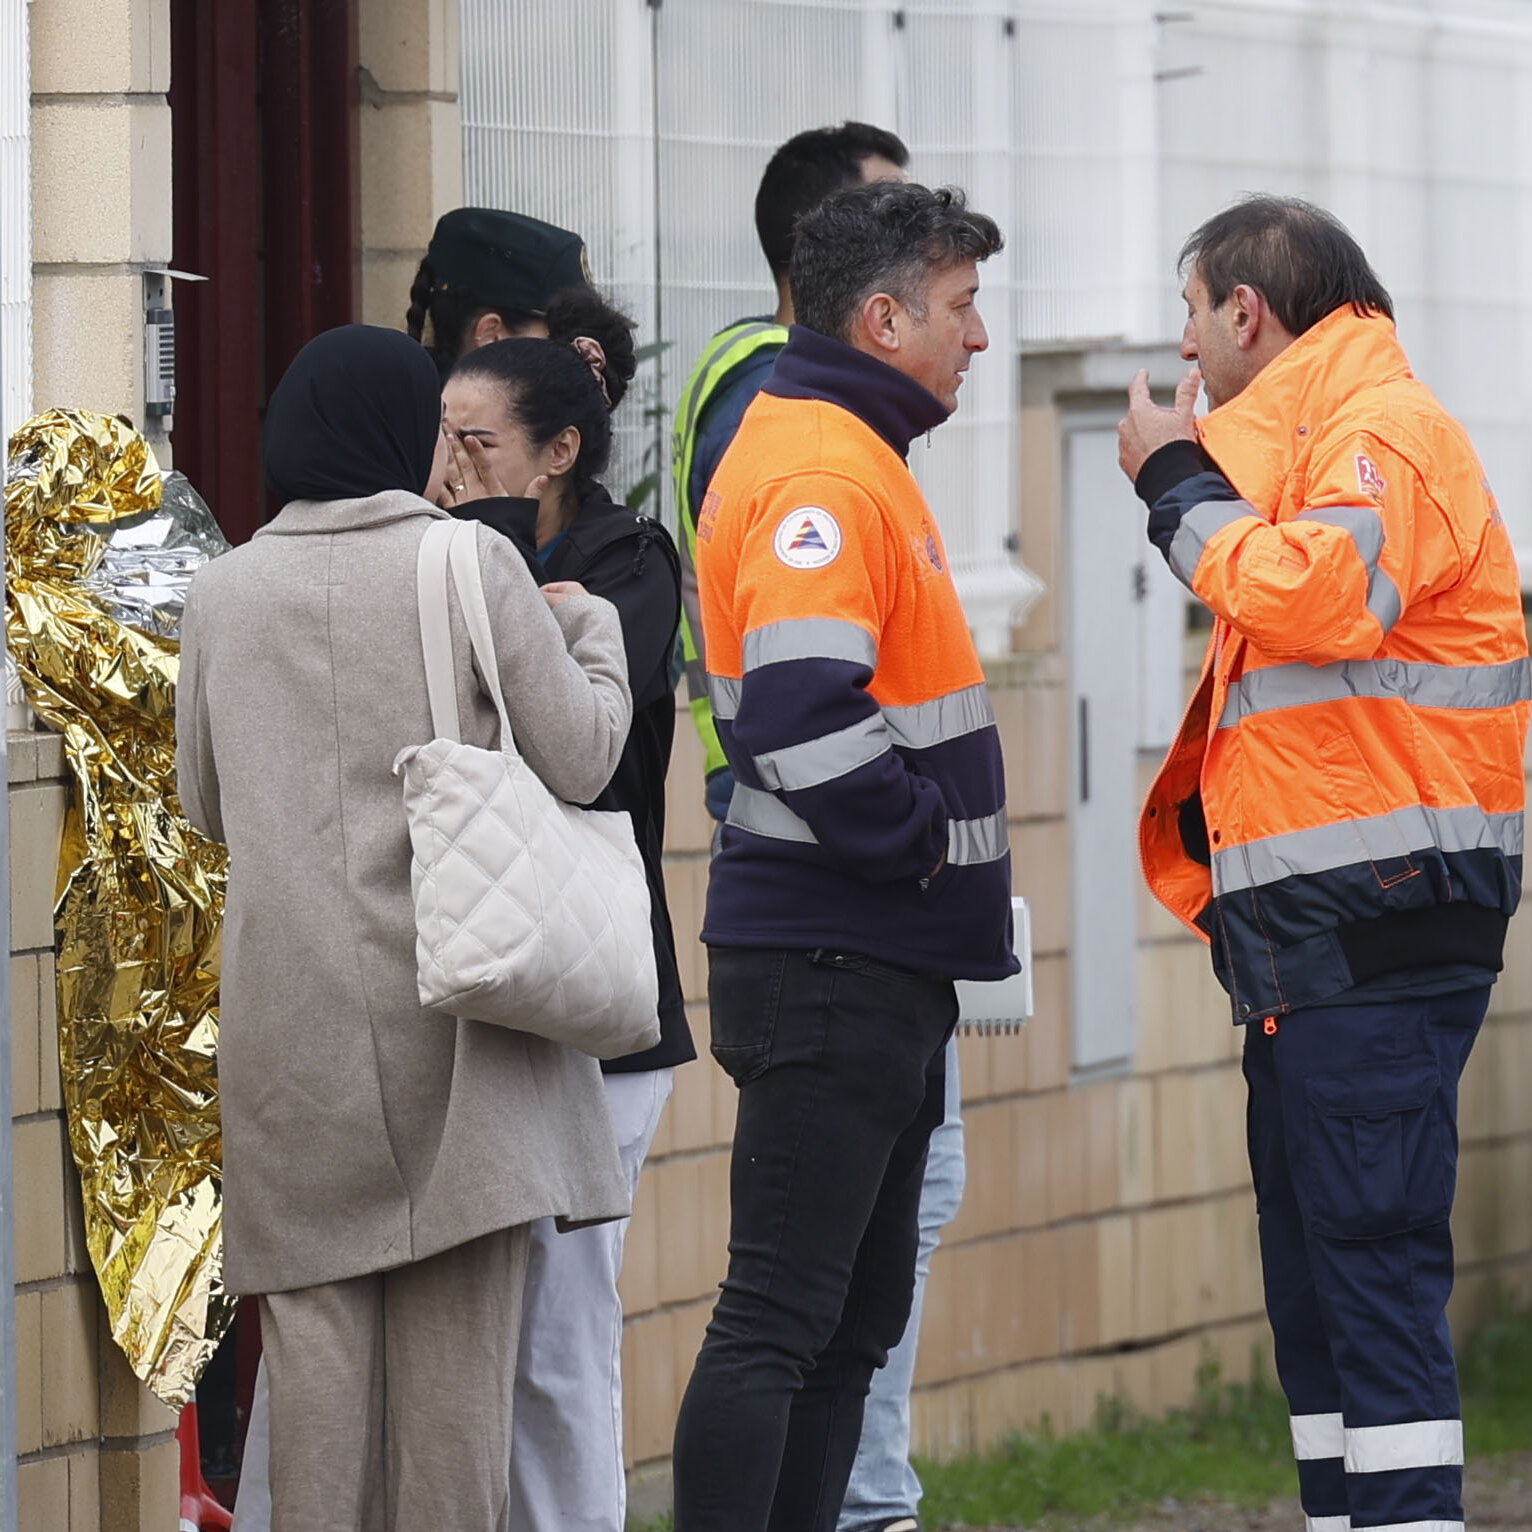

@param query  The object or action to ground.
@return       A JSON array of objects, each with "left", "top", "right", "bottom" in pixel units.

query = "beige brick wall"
[
  {"left": 9, "top": 731, "right": 178, "bottom": 1530},
  {"left": 630, "top": 648, "right": 1532, "bottom": 1477},
  {"left": 28, "top": 0, "right": 173, "bottom": 458},
  {"left": 357, "top": 0, "right": 462, "bottom": 330},
  {"left": 623, "top": 367, "right": 1532, "bottom": 1479}
]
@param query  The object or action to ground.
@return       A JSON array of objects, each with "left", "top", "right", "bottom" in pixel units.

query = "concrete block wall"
[
  {"left": 357, "top": 0, "right": 462, "bottom": 330},
  {"left": 630, "top": 643, "right": 1532, "bottom": 1478},
  {"left": 9, "top": 731, "right": 179, "bottom": 1530},
  {"left": 27, "top": 0, "right": 173, "bottom": 458}
]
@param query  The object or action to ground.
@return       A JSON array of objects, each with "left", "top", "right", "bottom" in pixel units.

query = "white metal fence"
[
  {"left": 1152, "top": 0, "right": 1532, "bottom": 577},
  {"left": 462, "top": 0, "right": 1532, "bottom": 614},
  {"left": 461, "top": 0, "right": 1046, "bottom": 651}
]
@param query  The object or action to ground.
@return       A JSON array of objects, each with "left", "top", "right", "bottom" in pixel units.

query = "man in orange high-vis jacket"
[
  {"left": 1119, "top": 196, "right": 1530, "bottom": 1532},
  {"left": 671, "top": 182, "right": 1015, "bottom": 1532}
]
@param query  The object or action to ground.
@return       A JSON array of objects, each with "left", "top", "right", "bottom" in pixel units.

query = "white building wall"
[
  {"left": 461, "top": 0, "right": 1532, "bottom": 615},
  {"left": 1152, "top": 0, "right": 1532, "bottom": 575}
]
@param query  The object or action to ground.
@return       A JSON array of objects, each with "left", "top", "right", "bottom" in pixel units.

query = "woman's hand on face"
[
  {"left": 540, "top": 580, "right": 588, "bottom": 609},
  {"left": 436, "top": 427, "right": 510, "bottom": 508}
]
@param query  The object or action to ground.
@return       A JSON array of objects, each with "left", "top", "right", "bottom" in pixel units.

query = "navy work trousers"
[
  {"left": 672, "top": 946, "right": 957, "bottom": 1532},
  {"left": 1243, "top": 987, "right": 1489, "bottom": 1532}
]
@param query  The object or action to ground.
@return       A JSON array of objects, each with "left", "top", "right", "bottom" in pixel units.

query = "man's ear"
[
  {"left": 856, "top": 292, "right": 901, "bottom": 357},
  {"left": 1231, "top": 284, "right": 1266, "bottom": 352}
]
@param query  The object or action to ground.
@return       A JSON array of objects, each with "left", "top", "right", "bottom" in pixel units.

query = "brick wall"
[
  {"left": 28, "top": 0, "right": 172, "bottom": 460},
  {"left": 630, "top": 649, "right": 1532, "bottom": 1482},
  {"left": 9, "top": 731, "right": 179, "bottom": 1530},
  {"left": 356, "top": 0, "right": 462, "bottom": 330}
]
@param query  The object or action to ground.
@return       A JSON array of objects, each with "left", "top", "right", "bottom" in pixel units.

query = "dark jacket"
[
  {"left": 698, "top": 327, "right": 1018, "bottom": 980},
  {"left": 457, "top": 488, "right": 694, "bottom": 1073}
]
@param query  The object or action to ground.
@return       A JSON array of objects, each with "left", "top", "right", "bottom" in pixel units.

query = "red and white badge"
[
  {"left": 1355, "top": 453, "right": 1387, "bottom": 500},
  {"left": 773, "top": 507, "right": 843, "bottom": 569}
]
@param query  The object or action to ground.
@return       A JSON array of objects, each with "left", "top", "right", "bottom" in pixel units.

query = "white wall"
[
  {"left": 461, "top": 0, "right": 1532, "bottom": 619},
  {"left": 1153, "top": 0, "right": 1532, "bottom": 577}
]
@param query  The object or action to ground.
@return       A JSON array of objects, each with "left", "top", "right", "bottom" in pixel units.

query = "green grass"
[
  {"left": 915, "top": 1353, "right": 1296, "bottom": 1529},
  {"left": 630, "top": 1313, "right": 1532, "bottom": 1531},
  {"left": 915, "top": 1314, "right": 1532, "bottom": 1528}
]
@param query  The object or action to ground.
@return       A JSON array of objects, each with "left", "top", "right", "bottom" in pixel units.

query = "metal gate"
[{"left": 460, "top": 0, "right": 1064, "bottom": 652}]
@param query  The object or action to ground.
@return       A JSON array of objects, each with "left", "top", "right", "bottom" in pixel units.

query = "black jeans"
[{"left": 672, "top": 946, "right": 958, "bottom": 1532}]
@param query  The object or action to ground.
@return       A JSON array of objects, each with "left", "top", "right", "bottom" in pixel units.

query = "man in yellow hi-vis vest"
[{"left": 672, "top": 122, "right": 907, "bottom": 822}]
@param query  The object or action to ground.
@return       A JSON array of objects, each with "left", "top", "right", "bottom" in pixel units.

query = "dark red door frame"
[
  {"left": 169, "top": 0, "right": 263, "bottom": 544},
  {"left": 259, "top": 0, "right": 361, "bottom": 414},
  {"left": 170, "top": 0, "right": 360, "bottom": 545}
]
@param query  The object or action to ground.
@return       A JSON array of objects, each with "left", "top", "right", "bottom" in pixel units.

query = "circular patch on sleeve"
[{"left": 772, "top": 507, "right": 843, "bottom": 569}]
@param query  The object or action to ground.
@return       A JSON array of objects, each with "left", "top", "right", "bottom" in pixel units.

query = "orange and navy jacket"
[
  {"left": 1138, "top": 307, "right": 1530, "bottom": 1021},
  {"left": 697, "top": 326, "right": 1018, "bottom": 980}
]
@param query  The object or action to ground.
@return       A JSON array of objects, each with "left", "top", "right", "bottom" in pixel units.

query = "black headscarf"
[{"left": 264, "top": 325, "right": 442, "bottom": 504}]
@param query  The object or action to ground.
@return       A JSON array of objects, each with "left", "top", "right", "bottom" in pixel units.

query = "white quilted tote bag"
[{"left": 392, "top": 519, "right": 660, "bottom": 1059}]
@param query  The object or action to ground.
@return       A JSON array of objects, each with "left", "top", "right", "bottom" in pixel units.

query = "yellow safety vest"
[{"left": 671, "top": 319, "right": 789, "bottom": 776}]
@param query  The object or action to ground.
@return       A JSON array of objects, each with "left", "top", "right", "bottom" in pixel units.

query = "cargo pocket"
[
  {"left": 1304, "top": 1063, "right": 1450, "bottom": 1240},
  {"left": 707, "top": 951, "right": 784, "bottom": 1085}
]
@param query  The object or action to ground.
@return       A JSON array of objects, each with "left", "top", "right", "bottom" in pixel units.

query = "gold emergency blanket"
[{"left": 5, "top": 409, "right": 232, "bottom": 1407}]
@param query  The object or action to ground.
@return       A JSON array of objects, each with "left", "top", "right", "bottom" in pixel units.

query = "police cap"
[{"left": 426, "top": 207, "right": 593, "bottom": 316}]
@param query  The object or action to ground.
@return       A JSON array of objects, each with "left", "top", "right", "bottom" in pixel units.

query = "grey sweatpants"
[{"left": 258, "top": 1224, "right": 531, "bottom": 1532}]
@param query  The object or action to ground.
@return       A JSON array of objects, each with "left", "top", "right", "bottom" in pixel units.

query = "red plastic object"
[{"left": 178, "top": 1401, "right": 235, "bottom": 1531}]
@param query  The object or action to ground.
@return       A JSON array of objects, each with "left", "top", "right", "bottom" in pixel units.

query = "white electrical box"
[{"left": 956, "top": 897, "right": 1033, "bottom": 1034}]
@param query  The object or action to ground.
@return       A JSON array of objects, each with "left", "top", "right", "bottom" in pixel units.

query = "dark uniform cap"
[{"left": 426, "top": 207, "right": 593, "bottom": 316}]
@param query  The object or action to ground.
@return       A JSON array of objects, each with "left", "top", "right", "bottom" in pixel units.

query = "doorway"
[{"left": 169, "top": 0, "right": 360, "bottom": 545}]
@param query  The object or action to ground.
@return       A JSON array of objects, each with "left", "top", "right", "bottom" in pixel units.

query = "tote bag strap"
[
  {"left": 445, "top": 519, "right": 521, "bottom": 762},
  {"left": 416, "top": 519, "right": 462, "bottom": 742}
]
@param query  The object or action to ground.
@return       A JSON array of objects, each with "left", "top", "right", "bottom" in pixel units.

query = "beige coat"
[{"left": 176, "top": 491, "right": 634, "bottom": 1296}]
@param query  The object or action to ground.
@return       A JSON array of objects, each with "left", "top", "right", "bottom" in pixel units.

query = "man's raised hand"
[{"left": 1117, "top": 367, "right": 1201, "bottom": 484}]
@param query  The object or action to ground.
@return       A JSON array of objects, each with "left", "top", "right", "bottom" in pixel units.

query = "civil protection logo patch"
[
  {"left": 1355, "top": 453, "right": 1387, "bottom": 500},
  {"left": 773, "top": 507, "right": 843, "bottom": 569}
]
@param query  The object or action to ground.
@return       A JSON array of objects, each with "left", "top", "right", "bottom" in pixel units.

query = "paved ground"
[{"left": 945, "top": 1450, "right": 1532, "bottom": 1530}]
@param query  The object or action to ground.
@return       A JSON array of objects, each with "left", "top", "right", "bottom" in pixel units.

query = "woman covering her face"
[
  {"left": 438, "top": 325, "right": 695, "bottom": 1532},
  {"left": 175, "top": 323, "right": 635, "bottom": 1532}
]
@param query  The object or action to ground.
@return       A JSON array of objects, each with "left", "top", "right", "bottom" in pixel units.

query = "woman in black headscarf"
[{"left": 176, "top": 325, "right": 634, "bottom": 1532}]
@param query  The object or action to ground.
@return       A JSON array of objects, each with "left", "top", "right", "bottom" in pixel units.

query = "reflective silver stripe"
[
  {"left": 1369, "top": 567, "right": 1403, "bottom": 635},
  {"left": 1296, "top": 505, "right": 1401, "bottom": 634},
  {"left": 1219, "top": 657, "right": 1532, "bottom": 729},
  {"left": 709, "top": 675, "right": 743, "bottom": 722},
  {"left": 742, "top": 618, "right": 878, "bottom": 673},
  {"left": 1344, "top": 1419, "right": 1463, "bottom": 1474},
  {"left": 1305, "top": 1518, "right": 1350, "bottom": 1532},
  {"left": 1213, "top": 806, "right": 1525, "bottom": 896},
  {"left": 1168, "top": 498, "right": 1257, "bottom": 585},
  {"left": 882, "top": 684, "right": 996, "bottom": 750},
  {"left": 948, "top": 809, "right": 1009, "bottom": 866},
  {"left": 1297, "top": 504, "right": 1384, "bottom": 567},
  {"left": 1290, "top": 1412, "right": 1345, "bottom": 1461},
  {"left": 753, "top": 713, "right": 890, "bottom": 793},
  {"left": 1352, "top": 1523, "right": 1461, "bottom": 1532},
  {"left": 725, "top": 784, "right": 819, "bottom": 844}
]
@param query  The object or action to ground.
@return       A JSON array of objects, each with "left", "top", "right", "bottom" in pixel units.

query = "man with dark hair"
[
  {"left": 1120, "top": 195, "right": 1529, "bottom": 1532},
  {"left": 672, "top": 121, "right": 908, "bottom": 819},
  {"left": 671, "top": 181, "right": 1014, "bottom": 1532}
]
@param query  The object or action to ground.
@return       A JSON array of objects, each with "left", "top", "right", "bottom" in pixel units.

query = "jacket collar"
[
  {"left": 1196, "top": 307, "right": 1413, "bottom": 509},
  {"left": 256, "top": 488, "right": 445, "bottom": 537},
  {"left": 763, "top": 325, "right": 949, "bottom": 460}
]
